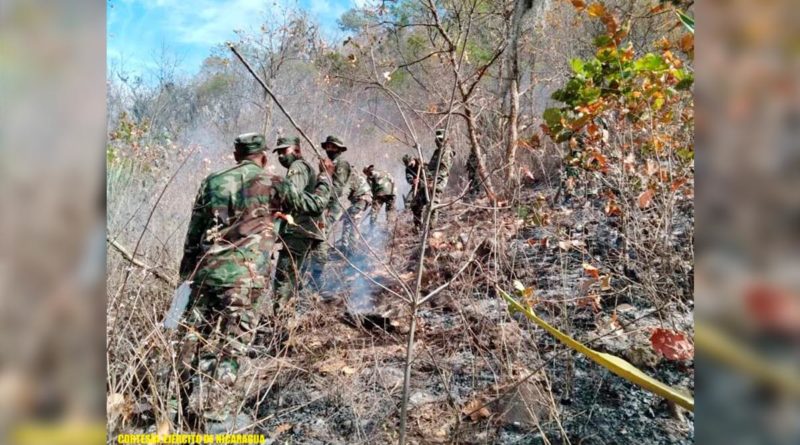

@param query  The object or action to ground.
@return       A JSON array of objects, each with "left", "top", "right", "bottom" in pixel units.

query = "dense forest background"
[{"left": 107, "top": 1, "right": 694, "bottom": 443}]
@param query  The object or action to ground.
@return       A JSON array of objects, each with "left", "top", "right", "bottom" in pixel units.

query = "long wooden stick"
[
  {"left": 107, "top": 236, "right": 176, "bottom": 286},
  {"left": 227, "top": 42, "right": 322, "bottom": 159}
]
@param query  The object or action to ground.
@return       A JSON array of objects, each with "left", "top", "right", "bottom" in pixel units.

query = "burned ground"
[{"left": 108, "top": 181, "right": 694, "bottom": 444}]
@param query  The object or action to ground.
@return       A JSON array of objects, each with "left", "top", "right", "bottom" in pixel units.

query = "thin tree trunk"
[
  {"left": 504, "top": 0, "right": 534, "bottom": 183},
  {"left": 463, "top": 103, "right": 496, "bottom": 202},
  {"left": 506, "top": 77, "right": 520, "bottom": 182}
]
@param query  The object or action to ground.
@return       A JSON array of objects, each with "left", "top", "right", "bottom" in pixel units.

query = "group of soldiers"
[{"left": 175, "top": 129, "right": 456, "bottom": 426}]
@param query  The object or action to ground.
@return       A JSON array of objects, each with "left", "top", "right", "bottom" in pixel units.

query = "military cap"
[
  {"left": 362, "top": 164, "right": 375, "bottom": 175},
  {"left": 435, "top": 129, "right": 446, "bottom": 141},
  {"left": 273, "top": 136, "right": 301, "bottom": 152},
  {"left": 402, "top": 154, "right": 412, "bottom": 164},
  {"left": 321, "top": 135, "right": 347, "bottom": 151},
  {"left": 234, "top": 132, "right": 266, "bottom": 154}
]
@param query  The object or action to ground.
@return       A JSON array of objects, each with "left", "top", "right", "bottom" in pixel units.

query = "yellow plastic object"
[
  {"left": 498, "top": 288, "right": 695, "bottom": 411},
  {"left": 695, "top": 322, "right": 800, "bottom": 397}
]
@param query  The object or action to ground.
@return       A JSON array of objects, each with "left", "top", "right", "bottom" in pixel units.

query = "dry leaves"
[
  {"left": 679, "top": 33, "right": 694, "bottom": 55},
  {"left": 558, "top": 239, "right": 585, "bottom": 251},
  {"left": 604, "top": 199, "right": 622, "bottom": 216},
  {"left": 577, "top": 294, "right": 602, "bottom": 312},
  {"left": 582, "top": 263, "right": 600, "bottom": 279},
  {"left": 637, "top": 188, "right": 655, "bottom": 209},
  {"left": 670, "top": 177, "right": 688, "bottom": 192},
  {"left": 513, "top": 280, "right": 537, "bottom": 307},
  {"left": 271, "top": 423, "right": 293, "bottom": 439},
  {"left": 650, "top": 328, "right": 694, "bottom": 361},
  {"left": 462, "top": 398, "right": 491, "bottom": 421},
  {"left": 315, "top": 358, "right": 353, "bottom": 375},
  {"left": 570, "top": 0, "right": 586, "bottom": 11},
  {"left": 527, "top": 237, "right": 550, "bottom": 248},
  {"left": 587, "top": 3, "right": 607, "bottom": 19},
  {"left": 599, "top": 274, "right": 612, "bottom": 291}
]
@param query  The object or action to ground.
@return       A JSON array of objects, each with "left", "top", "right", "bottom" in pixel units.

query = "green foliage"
[
  {"left": 465, "top": 40, "right": 493, "bottom": 65},
  {"left": 109, "top": 112, "right": 150, "bottom": 145},
  {"left": 543, "top": 1, "right": 695, "bottom": 220},
  {"left": 321, "top": 51, "right": 347, "bottom": 73},
  {"left": 106, "top": 145, "right": 118, "bottom": 164},
  {"left": 338, "top": 8, "right": 370, "bottom": 32},
  {"left": 514, "top": 205, "right": 530, "bottom": 219},
  {"left": 542, "top": 39, "right": 693, "bottom": 143},
  {"left": 387, "top": 0, "right": 422, "bottom": 27},
  {"left": 406, "top": 34, "right": 426, "bottom": 56},
  {"left": 197, "top": 73, "right": 233, "bottom": 97},
  {"left": 633, "top": 53, "right": 668, "bottom": 72},
  {"left": 388, "top": 69, "right": 409, "bottom": 89}
]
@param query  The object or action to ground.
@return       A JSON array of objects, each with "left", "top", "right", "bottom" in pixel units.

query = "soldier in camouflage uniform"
[
  {"left": 363, "top": 165, "right": 397, "bottom": 229},
  {"left": 271, "top": 136, "right": 331, "bottom": 309},
  {"left": 177, "top": 133, "right": 277, "bottom": 426},
  {"left": 466, "top": 150, "right": 482, "bottom": 196},
  {"left": 321, "top": 135, "right": 352, "bottom": 225},
  {"left": 339, "top": 171, "right": 372, "bottom": 257},
  {"left": 426, "top": 128, "right": 455, "bottom": 227},
  {"left": 305, "top": 135, "right": 352, "bottom": 288},
  {"left": 402, "top": 154, "right": 426, "bottom": 231}
]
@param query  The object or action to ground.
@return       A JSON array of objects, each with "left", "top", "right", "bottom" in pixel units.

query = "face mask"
[{"left": 278, "top": 153, "right": 295, "bottom": 168}]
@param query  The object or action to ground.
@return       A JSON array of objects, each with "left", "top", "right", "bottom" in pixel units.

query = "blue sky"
[{"left": 107, "top": 0, "right": 365, "bottom": 78}]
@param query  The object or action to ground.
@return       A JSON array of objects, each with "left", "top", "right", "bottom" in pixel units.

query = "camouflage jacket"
[
  {"left": 427, "top": 143, "right": 455, "bottom": 175},
  {"left": 326, "top": 156, "right": 352, "bottom": 223},
  {"left": 179, "top": 160, "right": 276, "bottom": 288},
  {"left": 348, "top": 172, "right": 372, "bottom": 204},
  {"left": 276, "top": 158, "right": 330, "bottom": 241},
  {"left": 368, "top": 170, "right": 396, "bottom": 197}
]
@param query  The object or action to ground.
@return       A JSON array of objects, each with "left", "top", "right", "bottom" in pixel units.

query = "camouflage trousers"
[
  {"left": 177, "top": 285, "right": 261, "bottom": 425},
  {"left": 409, "top": 190, "right": 428, "bottom": 231},
  {"left": 273, "top": 235, "right": 320, "bottom": 310},
  {"left": 370, "top": 195, "right": 396, "bottom": 229},
  {"left": 427, "top": 176, "right": 449, "bottom": 228},
  {"left": 306, "top": 236, "right": 329, "bottom": 293},
  {"left": 339, "top": 198, "right": 370, "bottom": 256},
  {"left": 466, "top": 151, "right": 481, "bottom": 196}
]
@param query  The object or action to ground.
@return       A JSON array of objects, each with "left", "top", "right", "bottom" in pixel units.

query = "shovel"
[{"left": 163, "top": 280, "right": 192, "bottom": 330}]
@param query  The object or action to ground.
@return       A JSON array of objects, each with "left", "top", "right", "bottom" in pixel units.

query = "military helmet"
[
  {"left": 272, "top": 136, "right": 300, "bottom": 153},
  {"left": 234, "top": 132, "right": 266, "bottom": 154},
  {"left": 402, "top": 154, "right": 412, "bottom": 164},
  {"left": 321, "top": 135, "right": 347, "bottom": 151},
  {"left": 362, "top": 164, "right": 375, "bottom": 176}
]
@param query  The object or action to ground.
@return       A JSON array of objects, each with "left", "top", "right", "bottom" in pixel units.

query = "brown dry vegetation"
[{"left": 107, "top": 1, "right": 694, "bottom": 443}]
